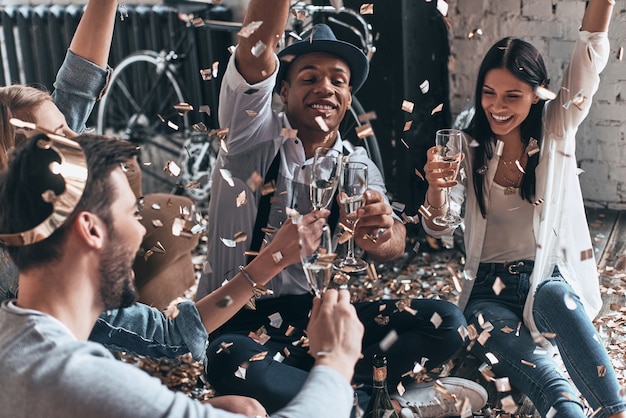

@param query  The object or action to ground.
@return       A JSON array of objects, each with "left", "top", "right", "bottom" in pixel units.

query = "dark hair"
[
  {"left": 0, "top": 86, "right": 53, "bottom": 170},
  {"left": 0, "top": 134, "right": 139, "bottom": 271},
  {"left": 466, "top": 37, "right": 548, "bottom": 217}
]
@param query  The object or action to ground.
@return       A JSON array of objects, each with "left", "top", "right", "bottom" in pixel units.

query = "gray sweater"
[{"left": 0, "top": 300, "right": 354, "bottom": 418}]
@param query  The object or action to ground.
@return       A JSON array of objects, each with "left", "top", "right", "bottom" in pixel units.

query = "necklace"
[{"left": 498, "top": 151, "right": 527, "bottom": 195}]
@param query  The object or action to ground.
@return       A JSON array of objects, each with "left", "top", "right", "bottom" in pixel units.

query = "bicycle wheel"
[
  {"left": 96, "top": 50, "right": 189, "bottom": 195},
  {"left": 340, "top": 96, "right": 384, "bottom": 180}
]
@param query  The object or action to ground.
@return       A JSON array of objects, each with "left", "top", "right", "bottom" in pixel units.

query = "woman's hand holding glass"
[{"left": 424, "top": 129, "right": 464, "bottom": 228}]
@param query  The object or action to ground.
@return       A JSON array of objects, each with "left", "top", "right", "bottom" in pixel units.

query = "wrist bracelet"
[
  {"left": 238, "top": 265, "right": 271, "bottom": 298},
  {"left": 425, "top": 194, "right": 447, "bottom": 211}
]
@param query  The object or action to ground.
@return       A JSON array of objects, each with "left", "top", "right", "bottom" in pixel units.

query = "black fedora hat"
[{"left": 276, "top": 23, "right": 369, "bottom": 94}]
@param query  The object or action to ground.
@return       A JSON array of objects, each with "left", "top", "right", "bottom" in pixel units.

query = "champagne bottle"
[{"left": 363, "top": 355, "right": 399, "bottom": 418}]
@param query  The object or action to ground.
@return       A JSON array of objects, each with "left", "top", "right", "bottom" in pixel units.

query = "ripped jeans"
[{"left": 465, "top": 261, "right": 626, "bottom": 418}]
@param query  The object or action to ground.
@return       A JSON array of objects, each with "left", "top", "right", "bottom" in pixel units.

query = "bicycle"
[{"left": 96, "top": 1, "right": 382, "bottom": 201}]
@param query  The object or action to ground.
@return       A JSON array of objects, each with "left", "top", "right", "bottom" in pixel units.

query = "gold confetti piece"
[
  {"left": 379, "top": 329, "right": 399, "bottom": 351},
  {"left": 358, "top": 111, "right": 377, "bottom": 122},
  {"left": 173, "top": 102, "right": 193, "bottom": 115},
  {"left": 396, "top": 381, "right": 405, "bottom": 396},
  {"left": 235, "top": 190, "right": 248, "bottom": 207},
  {"left": 238, "top": 20, "right": 263, "bottom": 38},
  {"left": 356, "top": 124, "right": 374, "bottom": 139},
  {"left": 374, "top": 314, "right": 390, "bottom": 326},
  {"left": 200, "top": 68, "right": 214, "bottom": 81},
  {"left": 419, "top": 80, "right": 430, "bottom": 94},
  {"left": 192, "top": 122, "right": 207, "bottom": 132},
  {"left": 492, "top": 276, "right": 506, "bottom": 295},
  {"left": 235, "top": 365, "right": 247, "bottom": 379},
  {"left": 400, "top": 138, "right": 410, "bottom": 149},
  {"left": 167, "top": 121, "right": 179, "bottom": 131},
  {"left": 501, "top": 326, "right": 514, "bottom": 333},
  {"left": 521, "top": 359, "right": 536, "bottom": 368},
  {"left": 500, "top": 395, "right": 518, "bottom": 414},
  {"left": 251, "top": 40, "right": 267, "bottom": 57},
  {"left": 478, "top": 330, "right": 491, "bottom": 345},
  {"left": 283, "top": 347, "right": 291, "bottom": 357},
  {"left": 216, "top": 296, "right": 233, "bottom": 308},
  {"left": 216, "top": 341, "right": 234, "bottom": 354},
  {"left": 245, "top": 109, "right": 258, "bottom": 117},
  {"left": 360, "top": 3, "right": 374, "bottom": 14},
  {"left": 198, "top": 105, "right": 211, "bottom": 116},
  {"left": 431, "top": 103, "right": 444, "bottom": 115},
  {"left": 366, "top": 263, "right": 378, "bottom": 282},
  {"left": 219, "top": 169, "right": 235, "bottom": 187},
  {"left": 590, "top": 407, "right": 603, "bottom": 418},
  {"left": 571, "top": 91, "right": 587, "bottom": 110},
  {"left": 515, "top": 321, "right": 522, "bottom": 336},
  {"left": 315, "top": 116, "right": 329, "bottom": 132},
  {"left": 401, "top": 100, "right": 414, "bottom": 113},
  {"left": 526, "top": 137, "right": 540, "bottom": 156},
  {"left": 151, "top": 219, "right": 163, "bottom": 228},
  {"left": 249, "top": 326, "right": 271, "bottom": 345},
  {"left": 468, "top": 28, "right": 483, "bottom": 39},
  {"left": 533, "top": 198, "right": 544, "bottom": 206},
  {"left": 581, "top": 248, "right": 594, "bottom": 261},
  {"left": 617, "top": 46, "right": 623, "bottom": 61},
  {"left": 192, "top": 17, "right": 205, "bottom": 27},
  {"left": 163, "top": 160, "right": 181, "bottom": 177},
  {"left": 403, "top": 120, "right": 413, "bottom": 132},
  {"left": 233, "top": 231, "right": 248, "bottom": 243},
  {"left": 220, "top": 237, "right": 237, "bottom": 248},
  {"left": 249, "top": 351, "right": 268, "bottom": 361},
  {"left": 281, "top": 127, "right": 298, "bottom": 138},
  {"left": 285, "top": 325, "right": 296, "bottom": 336},
  {"left": 418, "top": 204, "right": 432, "bottom": 219}
]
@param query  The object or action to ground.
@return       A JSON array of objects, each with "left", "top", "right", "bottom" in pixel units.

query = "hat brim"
[{"left": 276, "top": 38, "right": 369, "bottom": 95}]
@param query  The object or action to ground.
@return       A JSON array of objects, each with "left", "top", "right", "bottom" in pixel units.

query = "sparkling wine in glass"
[
  {"left": 432, "top": 129, "right": 464, "bottom": 228},
  {"left": 299, "top": 222, "right": 334, "bottom": 297},
  {"left": 334, "top": 161, "right": 368, "bottom": 273},
  {"left": 310, "top": 147, "right": 342, "bottom": 210}
]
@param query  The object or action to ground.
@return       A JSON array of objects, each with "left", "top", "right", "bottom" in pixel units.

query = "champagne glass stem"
[{"left": 344, "top": 219, "right": 359, "bottom": 264}]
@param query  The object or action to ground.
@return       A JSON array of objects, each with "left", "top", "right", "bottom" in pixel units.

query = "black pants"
[{"left": 207, "top": 294, "right": 467, "bottom": 413}]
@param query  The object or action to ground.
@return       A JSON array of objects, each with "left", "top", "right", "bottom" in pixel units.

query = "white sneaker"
[{"left": 393, "top": 377, "right": 488, "bottom": 417}]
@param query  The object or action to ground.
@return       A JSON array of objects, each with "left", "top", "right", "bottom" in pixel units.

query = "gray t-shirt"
[{"left": 0, "top": 300, "right": 354, "bottom": 418}]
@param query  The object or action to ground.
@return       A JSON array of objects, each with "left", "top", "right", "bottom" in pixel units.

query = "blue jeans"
[
  {"left": 466, "top": 261, "right": 626, "bottom": 418},
  {"left": 206, "top": 294, "right": 467, "bottom": 414}
]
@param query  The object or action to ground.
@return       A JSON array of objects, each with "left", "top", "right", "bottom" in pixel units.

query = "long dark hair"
[{"left": 466, "top": 37, "right": 548, "bottom": 217}]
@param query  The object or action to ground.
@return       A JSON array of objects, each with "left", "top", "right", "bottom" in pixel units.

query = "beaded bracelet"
[{"left": 238, "top": 265, "right": 270, "bottom": 298}]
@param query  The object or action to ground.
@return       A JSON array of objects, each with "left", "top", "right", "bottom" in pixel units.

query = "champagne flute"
[
  {"left": 310, "top": 147, "right": 342, "bottom": 210},
  {"left": 298, "top": 221, "right": 334, "bottom": 297},
  {"left": 432, "top": 129, "right": 464, "bottom": 227},
  {"left": 333, "top": 161, "right": 368, "bottom": 273}
]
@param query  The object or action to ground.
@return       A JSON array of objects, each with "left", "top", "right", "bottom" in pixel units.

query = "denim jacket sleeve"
[
  {"left": 90, "top": 301, "right": 209, "bottom": 364},
  {"left": 52, "top": 50, "right": 111, "bottom": 134}
]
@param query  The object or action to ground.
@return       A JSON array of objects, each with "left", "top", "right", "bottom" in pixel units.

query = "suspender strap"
[{"left": 247, "top": 151, "right": 281, "bottom": 263}]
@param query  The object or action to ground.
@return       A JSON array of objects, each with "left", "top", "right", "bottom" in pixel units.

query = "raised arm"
[
  {"left": 69, "top": 0, "right": 118, "bottom": 68},
  {"left": 235, "top": 0, "right": 291, "bottom": 84},
  {"left": 581, "top": 0, "right": 613, "bottom": 33}
]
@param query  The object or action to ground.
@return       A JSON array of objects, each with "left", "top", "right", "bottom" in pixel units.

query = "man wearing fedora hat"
[{"left": 198, "top": 0, "right": 488, "bottom": 416}]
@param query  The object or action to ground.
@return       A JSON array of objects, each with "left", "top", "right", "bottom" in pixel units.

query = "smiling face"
[
  {"left": 481, "top": 68, "right": 539, "bottom": 143},
  {"left": 280, "top": 52, "right": 352, "bottom": 144}
]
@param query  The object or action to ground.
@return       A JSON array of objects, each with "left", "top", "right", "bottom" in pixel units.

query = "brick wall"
[{"left": 448, "top": 0, "right": 626, "bottom": 209}]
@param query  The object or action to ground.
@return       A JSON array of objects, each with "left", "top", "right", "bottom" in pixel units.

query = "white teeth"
[
  {"left": 492, "top": 114, "right": 512, "bottom": 122},
  {"left": 311, "top": 104, "right": 333, "bottom": 110}
]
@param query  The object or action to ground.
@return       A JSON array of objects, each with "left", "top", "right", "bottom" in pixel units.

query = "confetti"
[
  {"left": 173, "top": 102, "right": 193, "bottom": 115},
  {"left": 436, "top": 0, "right": 449, "bottom": 16},
  {"left": 163, "top": 160, "right": 181, "bottom": 177},
  {"left": 281, "top": 127, "right": 298, "bottom": 138},
  {"left": 356, "top": 124, "right": 374, "bottom": 139},
  {"left": 492, "top": 276, "right": 505, "bottom": 295},
  {"left": 521, "top": 359, "right": 537, "bottom": 368},
  {"left": 375, "top": 314, "right": 390, "bottom": 326},
  {"left": 581, "top": 248, "right": 594, "bottom": 261},
  {"left": 476, "top": 165, "right": 488, "bottom": 174},
  {"left": 485, "top": 352, "right": 499, "bottom": 365},
  {"left": 238, "top": 21, "right": 263, "bottom": 38},
  {"left": 236, "top": 190, "right": 248, "bottom": 207},
  {"left": 268, "top": 312, "right": 283, "bottom": 328},
  {"left": 431, "top": 103, "right": 444, "bottom": 115},
  {"left": 220, "top": 237, "right": 237, "bottom": 248},
  {"left": 219, "top": 169, "right": 235, "bottom": 187},
  {"left": 315, "top": 116, "right": 329, "bottom": 132},
  {"left": 401, "top": 100, "right": 415, "bottom": 113},
  {"left": 494, "top": 376, "right": 511, "bottom": 392},
  {"left": 430, "top": 312, "right": 443, "bottom": 329},
  {"left": 379, "top": 329, "right": 399, "bottom": 351},
  {"left": 360, "top": 3, "right": 374, "bottom": 14},
  {"left": 272, "top": 251, "right": 284, "bottom": 263},
  {"left": 358, "top": 111, "right": 377, "bottom": 122},
  {"left": 249, "top": 351, "right": 268, "bottom": 361},
  {"left": 251, "top": 40, "right": 267, "bottom": 57},
  {"left": 216, "top": 341, "right": 234, "bottom": 354},
  {"left": 419, "top": 80, "right": 430, "bottom": 94},
  {"left": 403, "top": 120, "right": 413, "bottom": 132},
  {"left": 597, "top": 365, "right": 607, "bottom": 377},
  {"left": 245, "top": 109, "right": 258, "bottom": 117},
  {"left": 500, "top": 395, "right": 517, "bottom": 413},
  {"left": 468, "top": 28, "right": 483, "bottom": 39},
  {"left": 536, "top": 86, "right": 557, "bottom": 101},
  {"left": 618, "top": 46, "right": 623, "bottom": 61},
  {"left": 235, "top": 365, "right": 247, "bottom": 379}
]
